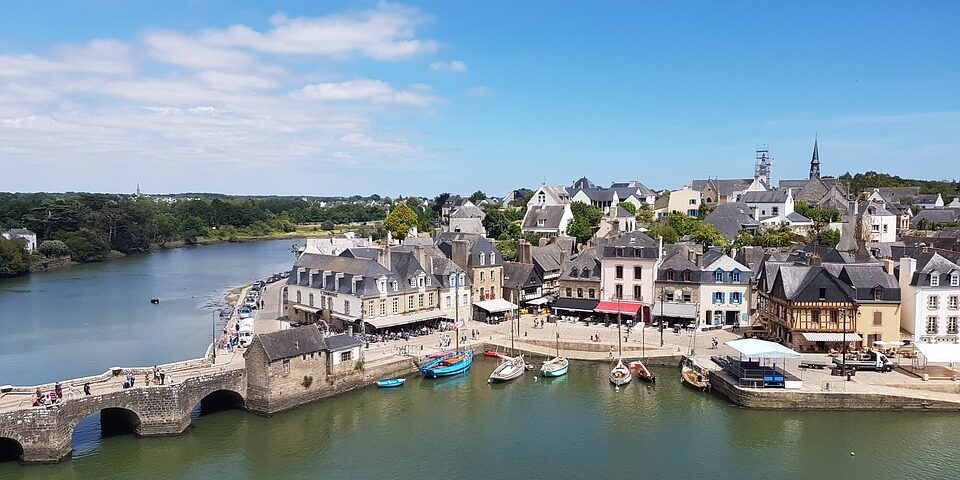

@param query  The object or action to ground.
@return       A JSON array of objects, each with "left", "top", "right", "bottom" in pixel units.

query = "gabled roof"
[
  {"left": 560, "top": 246, "right": 602, "bottom": 281},
  {"left": 522, "top": 205, "right": 568, "bottom": 230},
  {"left": 691, "top": 178, "right": 753, "bottom": 197},
  {"left": 501, "top": 262, "right": 542, "bottom": 290},
  {"left": 778, "top": 180, "right": 808, "bottom": 191},
  {"left": 703, "top": 202, "right": 759, "bottom": 242},
  {"left": 612, "top": 205, "right": 634, "bottom": 218},
  {"left": 532, "top": 243, "right": 563, "bottom": 273},
  {"left": 873, "top": 187, "right": 920, "bottom": 203},
  {"left": 703, "top": 253, "right": 750, "bottom": 277},
  {"left": 254, "top": 326, "right": 326, "bottom": 362},
  {"left": 449, "top": 204, "right": 486, "bottom": 219},
  {"left": 608, "top": 231, "right": 656, "bottom": 248},
  {"left": 742, "top": 190, "right": 788, "bottom": 204},
  {"left": 324, "top": 333, "right": 363, "bottom": 352},
  {"left": 911, "top": 208, "right": 960, "bottom": 227},
  {"left": 435, "top": 232, "right": 504, "bottom": 267},
  {"left": 771, "top": 265, "right": 856, "bottom": 302},
  {"left": 339, "top": 248, "right": 380, "bottom": 261}
]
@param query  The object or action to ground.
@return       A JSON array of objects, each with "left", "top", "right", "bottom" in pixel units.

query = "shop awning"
[
  {"left": 595, "top": 300, "right": 643, "bottom": 315},
  {"left": 915, "top": 343, "right": 960, "bottom": 363},
  {"left": 726, "top": 339, "right": 803, "bottom": 359},
  {"left": 652, "top": 302, "right": 698, "bottom": 319},
  {"left": 553, "top": 298, "right": 599, "bottom": 313},
  {"left": 293, "top": 304, "right": 320, "bottom": 314},
  {"left": 331, "top": 312, "right": 359, "bottom": 322},
  {"left": 366, "top": 313, "right": 445, "bottom": 329},
  {"left": 474, "top": 298, "right": 518, "bottom": 314},
  {"left": 800, "top": 332, "right": 863, "bottom": 342},
  {"left": 525, "top": 296, "right": 552, "bottom": 306}
]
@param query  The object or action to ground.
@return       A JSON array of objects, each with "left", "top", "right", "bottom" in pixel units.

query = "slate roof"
[
  {"left": 502, "top": 262, "right": 542, "bottom": 290},
  {"left": 324, "top": 333, "right": 363, "bottom": 352},
  {"left": 613, "top": 205, "right": 634, "bottom": 218},
  {"left": 3, "top": 228, "right": 35, "bottom": 236},
  {"left": 393, "top": 244, "right": 472, "bottom": 289},
  {"left": 778, "top": 180, "right": 808, "bottom": 191},
  {"left": 449, "top": 204, "right": 486, "bottom": 219},
  {"left": 255, "top": 326, "right": 327, "bottom": 362},
  {"left": 560, "top": 246, "right": 602, "bottom": 281},
  {"left": 610, "top": 180, "right": 656, "bottom": 196},
  {"left": 608, "top": 231, "right": 657, "bottom": 248},
  {"left": 292, "top": 253, "right": 393, "bottom": 298},
  {"left": 771, "top": 265, "right": 857, "bottom": 303},
  {"left": 916, "top": 194, "right": 941, "bottom": 205},
  {"left": 435, "top": 232, "right": 504, "bottom": 268},
  {"left": 532, "top": 244, "right": 563, "bottom": 273},
  {"left": 911, "top": 209, "right": 960, "bottom": 227},
  {"left": 339, "top": 248, "right": 380, "bottom": 261},
  {"left": 522, "top": 205, "right": 568, "bottom": 230},
  {"left": 742, "top": 191, "right": 788, "bottom": 203},
  {"left": 571, "top": 187, "right": 617, "bottom": 202},
  {"left": 657, "top": 251, "right": 702, "bottom": 282},
  {"left": 785, "top": 212, "right": 812, "bottom": 223},
  {"left": 873, "top": 187, "right": 920, "bottom": 203},
  {"left": 703, "top": 202, "right": 759, "bottom": 242},
  {"left": 908, "top": 253, "right": 960, "bottom": 287},
  {"left": 691, "top": 178, "right": 753, "bottom": 197},
  {"left": 861, "top": 201, "right": 895, "bottom": 217}
]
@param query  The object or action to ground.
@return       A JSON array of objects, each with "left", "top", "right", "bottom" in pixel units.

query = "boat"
[
  {"left": 376, "top": 378, "right": 406, "bottom": 388},
  {"left": 609, "top": 358, "right": 631, "bottom": 386},
  {"left": 420, "top": 350, "right": 474, "bottom": 378},
  {"left": 489, "top": 355, "right": 526, "bottom": 382},
  {"left": 540, "top": 325, "right": 569, "bottom": 378},
  {"left": 628, "top": 360, "right": 656, "bottom": 383},
  {"left": 150, "top": 297, "right": 159, "bottom": 304},
  {"left": 483, "top": 350, "right": 502, "bottom": 358},
  {"left": 680, "top": 364, "right": 710, "bottom": 391},
  {"left": 540, "top": 356, "right": 569, "bottom": 377}
]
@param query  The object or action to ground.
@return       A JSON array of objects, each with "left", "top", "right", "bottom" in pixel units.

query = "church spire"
[{"left": 809, "top": 135, "right": 820, "bottom": 179}]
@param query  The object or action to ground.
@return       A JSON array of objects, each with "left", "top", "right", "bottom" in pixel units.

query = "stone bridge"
[{"left": 0, "top": 366, "right": 246, "bottom": 463}]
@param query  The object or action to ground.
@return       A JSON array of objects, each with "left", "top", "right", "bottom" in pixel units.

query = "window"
[
  {"left": 309, "top": 293, "right": 314, "bottom": 306},
  {"left": 340, "top": 351, "right": 352, "bottom": 362},
  {"left": 462, "top": 293, "right": 468, "bottom": 305},
  {"left": 634, "top": 266, "right": 642, "bottom": 280},
  {"left": 873, "top": 311, "right": 883, "bottom": 326},
  {"left": 282, "top": 359, "right": 290, "bottom": 376},
  {"left": 380, "top": 300, "right": 386, "bottom": 316},
  {"left": 407, "top": 296, "right": 414, "bottom": 309},
  {"left": 811, "top": 310, "right": 820, "bottom": 324},
  {"left": 682, "top": 270, "right": 692, "bottom": 282},
  {"left": 490, "top": 270, "right": 496, "bottom": 283},
  {"left": 538, "top": 192, "right": 545, "bottom": 204},
  {"left": 929, "top": 296, "right": 940, "bottom": 310},
  {"left": 664, "top": 291, "right": 675, "bottom": 302},
  {"left": 577, "top": 288, "right": 583, "bottom": 298},
  {"left": 344, "top": 301, "right": 350, "bottom": 315},
  {"left": 450, "top": 274, "right": 457, "bottom": 286},
  {"left": 666, "top": 269, "right": 675, "bottom": 281},
  {"left": 428, "top": 293, "right": 434, "bottom": 306},
  {"left": 883, "top": 224, "right": 889, "bottom": 234},
  {"left": 713, "top": 292, "right": 724, "bottom": 304},
  {"left": 409, "top": 278, "right": 415, "bottom": 287},
  {"left": 952, "top": 274, "right": 960, "bottom": 287},
  {"left": 426, "top": 277, "right": 431, "bottom": 287},
  {"left": 480, "top": 271, "right": 485, "bottom": 282},
  {"left": 445, "top": 296, "right": 452, "bottom": 308},
  {"left": 392, "top": 298, "right": 399, "bottom": 314},
  {"left": 772, "top": 206, "right": 779, "bottom": 215},
  {"left": 730, "top": 292, "right": 742, "bottom": 304},
  {"left": 616, "top": 265, "right": 624, "bottom": 279},
  {"left": 392, "top": 280, "right": 398, "bottom": 291},
  {"left": 713, "top": 311, "right": 723, "bottom": 325},
  {"left": 296, "top": 290, "right": 302, "bottom": 303},
  {"left": 367, "top": 301, "right": 375, "bottom": 318},
  {"left": 731, "top": 270, "right": 741, "bottom": 283},
  {"left": 633, "top": 285, "right": 642, "bottom": 301},
  {"left": 818, "top": 288, "right": 826, "bottom": 301},
  {"left": 930, "top": 272, "right": 940, "bottom": 287},
  {"left": 950, "top": 317, "right": 960, "bottom": 335},
  {"left": 566, "top": 287, "right": 573, "bottom": 297},
  {"left": 873, "top": 287, "right": 883, "bottom": 301},
  {"left": 588, "top": 288, "right": 596, "bottom": 299},
  {"left": 682, "top": 292, "right": 692, "bottom": 303},
  {"left": 830, "top": 310, "right": 839, "bottom": 324},
  {"left": 687, "top": 209, "right": 698, "bottom": 217},
  {"left": 418, "top": 294, "right": 425, "bottom": 308},
  {"left": 479, "top": 253, "right": 485, "bottom": 265},
  {"left": 949, "top": 296, "right": 959, "bottom": 310},
  {"left": 378, "top": 280, "right": 386, "bottom": 293},
  {"left": 714, "top": 269, "right": 723, "bottom": 283},
  {"left": 537, "top": 219, "right": 546, "bottom": 227},
  {"left": 615, "top": 248, "right": 624, "bottom": 257},
  {"left": 490, "top": 253, "right": 496, "bottom": 264},
  {"left": 690, "top": 199, "right": 697, "bottom": 205},
  {"left": 615, "top": 284, "right": 623, "bottom": 299},
  {"left": 581, "top": 267, "right": 591, "bottom": 278},
  {"left": 926, "top": 316, "right": 939, "bottom": 335}
]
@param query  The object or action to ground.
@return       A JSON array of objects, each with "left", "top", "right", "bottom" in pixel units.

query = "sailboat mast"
[
  {"left": 510, "top": 291, "right": 515, "bottom": 354},
  {"left": 617, "top": 294, "right": 622, "bottom": 357},
  {"left": 455, "top": 270, "right": 460, "bottom": 352}
]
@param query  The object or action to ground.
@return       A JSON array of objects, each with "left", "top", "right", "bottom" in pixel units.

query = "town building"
[
  {"left": 702, "top": 202, "right": 761, "bottom": 243},
  {"left": 1, "top": 229, "right": 37, "bottom": 252},
  {"left": 898, "top": 253, "right": 960, "bottom": 345},
  {"left": 700, "top": 250, "right": 753, "bottom": 327},
  {"left": 435, "top": 232, "right": 504, "bottom": 303},
  {"left": 554, "top": 245, "right": 602, "bottom": 317},
  {"left": 446, "top": 203, "right": 486, "bottom": 235},
  {"left": 598, "top": 231, "right": 660, "bottom": 322}
]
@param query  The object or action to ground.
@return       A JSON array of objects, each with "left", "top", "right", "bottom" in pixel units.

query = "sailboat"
[
  {"left": 420, "top": 270, "right": 474, "bottom": 378},
  {"left": 540, "top": 330, "right": 569, "bottom": 377},
  {"left": 680, "top": 363, "right": 709, "bottom": 391},
  {"left": 490, "top": 292, "right": 525, "bottom": 382},
  {"left": 609, "top": 296, "right": 632, "bottom": 386},
  {"left": 628, "top": 321, "right": 655, "bottom": 382}
]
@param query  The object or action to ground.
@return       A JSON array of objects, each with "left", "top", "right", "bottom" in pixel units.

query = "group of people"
[
  {"left": 32, "top": 382, "right": 91, "bottom": 407},
  {"left": 590, "top": 330, "right": 602, "bottom": 342},
  {"left": 531, "top": 318, "right": 546, "bottom": 329},
  {"left": 121, "top": 366, "right": 170, "bottom": 389},
  {"left": 438, "top": 333, "right": 453, "bottom": 349}
]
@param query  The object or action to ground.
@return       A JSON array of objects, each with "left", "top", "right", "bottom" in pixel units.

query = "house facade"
[
  {"left": 436, "top": 232, "right": 504, "bottom": 304},
  {"left": 598, "top": 232, "right": 659, "bottom": 321},
  {"left": 699, "top": 254, "right": 753, "bottom": 327},
  {"left": 1, "top": 229, "right": 37, "bottom": 252},
  {"left": 554, "top": 245, "right": 602, "bottom": 316},
  {"left": 899, "top": 253, "right": 960, "bottom": 344}
]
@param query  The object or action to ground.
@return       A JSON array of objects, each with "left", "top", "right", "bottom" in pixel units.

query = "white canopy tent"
[
  {"left": 723, "top": 339, "right": 803, "bottom": 389},
  {"left": 726, "top": 339, "right": 803, "bottom": 359},
  {"left": 914, "top": 343, "right": 960, "bottom": 364},
  {"left": 474, "top": 298, "right": 518, "bottom": 314}
]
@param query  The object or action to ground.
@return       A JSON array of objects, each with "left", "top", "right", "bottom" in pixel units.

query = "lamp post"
[
  {"left": 212, "top": 308, "right": 221, "bottom": 365},
  {"left": 659, "top": 291, "right": 665, "bottom": 347}
]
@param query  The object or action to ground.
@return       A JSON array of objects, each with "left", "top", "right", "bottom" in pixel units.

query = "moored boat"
[
  {"left": 540, "top": 356, "right": 569, "bottom": 377},
  {"left": 628, "top": 360, "right": 656, "bottom": 383},
  {"left": 420, "top": 350, "right": 474, "bottom": 378},
  {"left": 489, "top": 355, "right": 526, "bottom": 382},
  {"left": 376, "top": 378, "right": 406, "bottom": 388},
  {"left": 680, "top": 365, "right": 710, "bottom": 391},
  {"left": 609, "top": 358, "right": 631, "bottom": 386}
]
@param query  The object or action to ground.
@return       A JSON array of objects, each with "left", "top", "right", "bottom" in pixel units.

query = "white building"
[
  {"left": 699, "top": 253, "right": 752, "bottom": 328},
  {"left": 1, "top": 229, "right": 37, "bottom": 252},
  {"left": 861, "top": 201, "right": 897, "bottom": 243},
  {"left": 899, "top": 253, "right": 960, "bottom": 344}
]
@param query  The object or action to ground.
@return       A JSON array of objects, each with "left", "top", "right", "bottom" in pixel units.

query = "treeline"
[
  {"left": 840, "top": 171, "right": 960, "bottom": 197},
  {"left": 0, "top": 193, "right": 387, "bottom": 263}
]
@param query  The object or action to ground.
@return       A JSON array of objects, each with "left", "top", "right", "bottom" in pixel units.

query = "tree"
[
  {"left": 469, "top": 190, "right": 487, "bottom": 204},
  {"left": 618, "top": 201, "right": 636, "bottom": 215},
  {"left": 698, "top": 202, "right": 716, "bottom": 217},
  {"left": 61, "top": 229, "right": 111, "bottom": 262},
  {"left": 646, "top": 224, "right": 678, "bottom": 244},
  {"left": 0, "top": 237, "right": 30, "bottom": 276},
  {"left": 667, "top": 213, "right": 700, "bottom": 237},
  {"left": 321, "top": 221, "right": 336, "bottom": 231},
  {"left": 635, "top": 206, "right": 654, "bottom": 226},
  {"left": 566, "top": 202, "right": 603, "bottom": 244},
  {"left": 38, "top": 239, "right": 70, "bottom": 257},
  {"left": 383, "top": 203, "right": 419, "bottom": 239},
  {"left": 815, "top": 229, "right": 841, "bottom": 247},
  {"left": 432, "top": 193, "right": 451, "bottom": 216},
  {"left": 690, "top": 223, "right": 727, "bottom": 248}
]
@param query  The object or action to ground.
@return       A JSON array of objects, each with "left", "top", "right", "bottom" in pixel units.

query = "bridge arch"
[
  {"left": 0, "top": 436, "right": 24, "bottom": 463},
  {"left": 68, "top": 404, "right": 144, "bottom": 443},
  {"left": 194, "top": 389, "right": 245, "bottom": 415}
]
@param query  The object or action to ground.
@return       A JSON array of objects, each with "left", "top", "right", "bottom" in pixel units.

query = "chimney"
[
  {"left": 809, "top": 252, "right": 822, "bottom": 266},
  {"left": 518, "top": 240, "right": 533, "bottom": 264},
  {"left": 378, "top": 244, "right": 392, "bottom": 270},
  {"left": 415, "top": 243, "right": 427, "bottom": 269},
  {"left": 451, "top": 240, "right": 469, "bottom": 269},
  {"left": 611, "top": 219, "right": 620, "bottom": 235},
  {"left": 881, "top": 258, "right": 895, "bottom": 275}
]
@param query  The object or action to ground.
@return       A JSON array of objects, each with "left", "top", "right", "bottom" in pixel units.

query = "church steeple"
[{"left": 809, "top": 136, "right": 820, "bottom": 179}]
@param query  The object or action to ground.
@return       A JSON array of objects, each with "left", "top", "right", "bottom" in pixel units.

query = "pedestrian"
[
  {"left": 159, "top": 369, "right": 166, "bottom": 385},
  {"left": 83, "top": 383, "right": 91, "bottom": 396},
  {"left": 35, "top": 387, "right": 43, "bottom": 402},
  {"left": 54, "top": 382, "right": 63, "bottom": 400},
  {"left": 127, "top": 372, "right": 135, "bottom": 387},
  {"left": 608, "top": 346, "right": 614, "bottom": 358},
  {"left": 49, "top": 389, "right": 59, "bottom": 404},
  {"left": 67, "top": 385, "right": 76, "bottom": 400},
  {"left": 712, "top": 337, "right": 719, "bottom": 349},
  {"left": 144, "top": 373, "right": 151, "bottom": 386}
]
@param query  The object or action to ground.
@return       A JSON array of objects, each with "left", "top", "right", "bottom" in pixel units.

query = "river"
[
  {"left": 0, "top": 240, "right": 296, "bottom": 386},
  {"left": 2, "top": 241, "right": 959, "bottom": 479}
]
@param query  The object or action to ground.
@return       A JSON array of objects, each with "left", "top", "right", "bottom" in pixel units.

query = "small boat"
[
  {"left": 483, "top": 350, "right": 502, "bottom": 358},
  {"left": 376, "top": 378, "right": 405, "bottom": 388},
  {"left": 489, "top": 355, "right": 526, "bottom": 382},
  {"left": 150, "top": 297, "right": 160, "bottom": 304},
  {"left": 540, "top": 357, "right": 569, "bottom": 377},
  {"left": 609, "top": 358, "right": 631, "bottom": 386},
  {"left": 628, "top": 360, "right": 656, "bottom": 383},
  {"left": 420, "top": 350, "right": 474, "bottom": 378},
  {"left": 680, "top": 365, "right": 710, "bottom": 392}
]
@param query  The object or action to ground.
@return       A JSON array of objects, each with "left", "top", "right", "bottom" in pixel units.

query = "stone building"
[
  {"left": 598, "top": 231, "right": 660, "bottom": 322},
  {"left": 435, "top": 232, "right": 503, "bottom": 304},
  {"left": 554, "top": 245, "right": 602, "bottom": 316}
]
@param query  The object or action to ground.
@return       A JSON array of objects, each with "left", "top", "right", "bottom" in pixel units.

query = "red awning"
[{"left": 595, "top": 301, "right": 643, "bottom": 315}]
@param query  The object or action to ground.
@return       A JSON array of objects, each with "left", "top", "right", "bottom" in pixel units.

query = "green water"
[{"left": 2, "top": 359, "right": 957, "bottom": 479}]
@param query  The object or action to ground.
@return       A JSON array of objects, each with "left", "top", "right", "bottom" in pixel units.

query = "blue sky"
[{"left": 1, "top": 1, "right": 957, "bottom": 197}]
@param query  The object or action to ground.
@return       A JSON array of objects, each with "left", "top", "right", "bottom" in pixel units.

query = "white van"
[{"left": 238, "top": 320, "right": 255, "bottom": 347}]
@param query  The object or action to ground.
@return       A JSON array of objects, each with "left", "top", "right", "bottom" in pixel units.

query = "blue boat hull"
[
  {"left": 420, "top": 351, "right": 474, "bottom": 378},
  {"left": 376, "top": 379, "right": 405, "bottom": 388},
  {"left": 540, "top": 364, "right": 568, "bottom": 377}
]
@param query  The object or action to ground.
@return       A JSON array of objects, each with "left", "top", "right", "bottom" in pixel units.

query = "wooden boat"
[
  {"left": 420, "top": 350, "right": 474, "bottom": 378},
  {"left": 680, "top": 365, "right": 710, "bottom": 391},
  {"left": 483, "top": 350, "right": 502, "bottom": 358},
  {"left": 609, "top": 358, "right": 632, "bottom": 386},
  {"left": 489, "top": 355, "right": 526, "bottom": 382},
  {"left": 628, "top": 360, "right": 656, "bottom": 383},
  {"left": 540, "top": 356, "right": 569, "bottom": 377},
  {"left": 376, "top": 378, "right": 406, "bottom": 388}
]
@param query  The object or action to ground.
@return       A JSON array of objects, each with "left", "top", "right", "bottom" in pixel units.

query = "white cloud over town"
[{"left": 0, "top": 2, "right": 448, "bottom": 193}]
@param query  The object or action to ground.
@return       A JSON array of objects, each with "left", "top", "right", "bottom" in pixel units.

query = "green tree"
[
  {"left": 0, "top": 237, "right": 30, "bottom": 276},
  {"left": 815, "top": 229, "right": 841, "bottom": 247},
  {"left": 618, "top": 201, "right": 636, "bottom": 215},
  {"left": 690, "top": 223, "right": 727, "bottom": 247},
  {"left": 566, "top": 202, "right": 603, "bottom": 244},
  {"left": 321, "top": 221, "right": 335, "bottom": 231},
  {"left": 469, "top": 190, "right": 487, "bottom": 204},
  {"left": 635, "top": 206, "right": 655, "bottom": 226},
  {"left": 38, "top": 239, "right": 71, "bottom": 257},
  {"left": 646, "top": 224, "right": 678, "bottom": 244},
  {"left": 667, "top": 213, "right": 700, "bottom": 237},
  {"left": 383, "top": 203, "right": 419, "bottom": 239},
  {"left": 179, "top": 216, "right": 206, "bottom": 242},
  {"left": 61, "top": 229, "right": 111, "bottom": 262}
]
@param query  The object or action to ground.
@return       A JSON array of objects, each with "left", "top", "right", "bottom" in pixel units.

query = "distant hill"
[{"left": 839, "top": 171, "right": 960, "bottom": 197}]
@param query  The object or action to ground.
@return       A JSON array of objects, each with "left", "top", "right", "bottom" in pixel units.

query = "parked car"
[{"left": 833, "top": 351, "right": 895, "bottom": 372}]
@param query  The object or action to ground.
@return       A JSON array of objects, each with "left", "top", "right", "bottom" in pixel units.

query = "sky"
[{"left": 1, "top": 1, "right": 958, "bottom": 197}]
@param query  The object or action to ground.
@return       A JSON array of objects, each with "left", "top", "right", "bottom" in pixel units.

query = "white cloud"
[
  {"left": 298, "top": 79, "right": 438, "bottom": 106},
  {"left": 466, "top": 85, "right": 492, "bottom": 96},
  {"left": 430, "top": 60, "right": 467, "bottom": 73},
  {"left": 143, "top": 30, "right": 264, "bottom": 71},
  {"left": 0, "top": 39, "right": 133, "bottom": 77}
]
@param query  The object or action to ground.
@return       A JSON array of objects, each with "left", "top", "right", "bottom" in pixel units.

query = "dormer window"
[
  {"left": 537, "top": 219, "right": 546, "bottom": 227},
  {"left": 409, "top": 278, "right": 415, "bottom": 287},
  {"left": 872, "top": 286, "right": 883, "bottom": 301},
  {"left": 581, "top": 267, "right": 590, "bottom": 278},
  {"left": 378, "top": 280, "right": 386, "bottom": 293},
  {"left": 931, "top": 272, "right": 940, "bottom": 287},
  {"left": 952, "top": 273, "right": 959, "bottom": 287},
  {"left": 538, "top": 192, "right": 545, "bottom": 204},
  {"left": 449, "top": 274, "right": 457, "bottom": 286},
  {"left": 731, "top": 270, "right": 741, "bottom": 283},
  {"left": 392, "top": 280, "right": 398, "bottom": 291},
  {"left": 479, "top": 253, "right": 486, "bottom": 265},
  {"left": 682, "top": 270, "right": 692, "bottom": 282},
  {"left": 666, "top": 269, "right": 674, "bottom": 281},
  {"left": 459, "top": 273, "right": 466, "bottom": 285},
  {"left": 615, "top": 248, "right": 623, "bottom": 257},
  {"left": 418, "top": 276, "right": 425, "bottom": 288},
  {"left": 714, "top": 269, "right": 724, "bottom": 283},
  {"left": 426, "top": 277, "right": 432, "bottom": 287},
  {"left": 490, "top": 253, "right": 496, "bottom": 264}
]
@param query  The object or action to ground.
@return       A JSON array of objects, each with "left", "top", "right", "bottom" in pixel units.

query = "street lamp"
[
  {"left": 659, "top": 291, "right": 665, "bottom": 347},
  {"left": 212, "top": 308, "right": 221, "bottom": 365}
]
